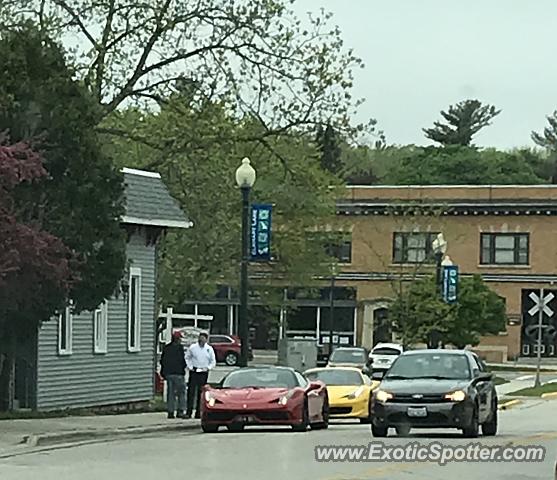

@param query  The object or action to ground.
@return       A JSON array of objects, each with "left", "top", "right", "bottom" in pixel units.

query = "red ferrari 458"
[{"left": 200, "top": 366, "right": 329, "bottom": 433}]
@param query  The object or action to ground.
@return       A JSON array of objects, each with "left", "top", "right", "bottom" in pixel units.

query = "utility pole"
[
  {"left": 534, "top": 288, "right": 545, "bottom": 389},
  {"left": 329, "top": 274, "right": 335, "bottom": 355}
]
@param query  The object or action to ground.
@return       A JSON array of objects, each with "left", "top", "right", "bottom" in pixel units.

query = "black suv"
[{"left": 370, "top": 349, "right": 497, "bottom": 438}]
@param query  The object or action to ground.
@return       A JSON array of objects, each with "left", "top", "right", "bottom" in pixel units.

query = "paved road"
[{"left": 1, "top": 400, "right": 555, "bottom": 480}]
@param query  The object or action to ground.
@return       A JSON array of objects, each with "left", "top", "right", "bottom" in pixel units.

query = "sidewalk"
[{"left": 0, "top": 412, "right": 199, "bottom": 457}]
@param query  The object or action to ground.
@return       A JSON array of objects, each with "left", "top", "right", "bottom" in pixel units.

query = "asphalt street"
[{"left": 1, "top": 400, "right": 555, "bottom": 480}]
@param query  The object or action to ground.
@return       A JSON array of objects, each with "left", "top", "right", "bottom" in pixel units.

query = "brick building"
[{"left": 336, "top": 185, "right": 557, "bottom": 362}]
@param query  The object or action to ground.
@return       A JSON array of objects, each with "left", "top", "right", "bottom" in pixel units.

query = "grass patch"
[{"left": 507, "top": 382, "right": 557, "bottom": 397}]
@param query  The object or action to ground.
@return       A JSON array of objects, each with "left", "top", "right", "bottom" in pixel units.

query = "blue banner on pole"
[
  {"left": 250, "top": 204, "right": 272, "bottom": 261},
  {"left": 442, "top": 265, "right": 459, "bottom": 304}
]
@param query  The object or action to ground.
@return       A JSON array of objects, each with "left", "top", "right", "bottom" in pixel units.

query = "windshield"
[
  {"left": 222, "top": 369, "right": 298, "bottom": 389},
  {"left": 305, "top": 369, "right": 363, "bottom": 386},
  {"left": 330, "top": 349, "right": 367, "bottom": 364},
  {"left": 386, "top": 353, "right": 471, "bottom": 380},
  {"left": 372, "top": 347, "right": 401, "bottom": 356}
]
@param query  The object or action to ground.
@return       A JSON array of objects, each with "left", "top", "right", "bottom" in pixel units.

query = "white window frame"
[
  {"left": 127, "top": 267, "right": 142, "bottom": 352},
  {"left": 58, "top": 304, "right": 73, "bottom": 355},
  {"left": 94, "top": 302, "right": 108, "bottom": 354}
]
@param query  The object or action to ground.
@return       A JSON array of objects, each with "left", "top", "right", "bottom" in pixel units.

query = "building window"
[
  {"left": 94, "top": 302, "right": 108, "bottom": 354},
  {"left": 480, "top": 233, "right": 529, "bottom": 265},
  {"left": 393, "top": 232, "right": 438, "bottom": 264},
  {"left": 325, "top": 239, "right": 352, "bottom": 263},
  {"left": 320, "top": 232, "right": 352, "bottom": 263},
  {"left": 58, "top": 304, "right": 73, "bottom": 355},
  {"left": 128, "top": 267, "right": 142, "bottom": 352}
]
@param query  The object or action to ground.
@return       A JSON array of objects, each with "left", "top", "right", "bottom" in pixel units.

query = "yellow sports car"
[{"left": 305, "top": 367, "right": 379, "bottom": 423}]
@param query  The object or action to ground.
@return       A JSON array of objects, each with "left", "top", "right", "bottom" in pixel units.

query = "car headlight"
[
  {"left": 444, "top": 390, "right": 466, "bottom": 402},
  {"left": 375, "top": 389, "right": 393, "bottom": 403},
  {"left": 345, "top": 386, "right": 365, "bottom": 399},
  {"left": 278, "top": 389, "right": 296, "bottom": 405},
  {"left": 204, "top": 391, "right": 216, "bottom": 407}
]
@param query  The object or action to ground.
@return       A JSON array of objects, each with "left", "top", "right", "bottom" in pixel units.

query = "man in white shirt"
[{"left": 185, "top": 332, "right": 216, "bottom": 418}]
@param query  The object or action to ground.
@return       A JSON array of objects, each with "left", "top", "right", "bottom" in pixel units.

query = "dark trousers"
[
  {"left": 187, "top": 370, "right": 209, "bottom": 417},
  {"left": 166, "top": 374, "right": 186, "bottom": 414}
]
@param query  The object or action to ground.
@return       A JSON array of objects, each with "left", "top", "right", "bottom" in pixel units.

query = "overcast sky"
[{"left": 292, "top": 0, "right": 557, "bottom": 149}]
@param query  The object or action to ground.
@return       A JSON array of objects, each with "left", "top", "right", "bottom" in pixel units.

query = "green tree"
[
  {"left": 316, "top": 123, "right": 342, "bottom": 175},
  {"left": 532, "top": 111, "right": 557, "bottom": 183},
  {"left": 101, "top": 95, "right": 341, "bottom": 304},
  {"left": 390, "top": 275, "right": 507, "bottom": 349},
  {"left": 1, "top": 1, "right": 378, "bottom": 152},
  {"left": 424, "top": 100, "right": 501, "bottom": 147},
  {"left": 446, "top": 275, "right": 507, "bottom": 349},
  {"left": 532, "top": 110, "right": 557, "bottom": 150},
  {"left": 384, "top": 146, "right": 545, "bottom": 185},
  {"left": 0, "top": 139, "right": 75, "bottom": 410},
  {"left": 0, "top": 25, "right": 126, "bottom": 313},
  {"left": 340, "top": 144, "right": 418, "bottom": 185}
]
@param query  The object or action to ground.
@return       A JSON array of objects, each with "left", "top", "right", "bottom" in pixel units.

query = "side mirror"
[
  {"left": 371, "top": 371, "right": 385, "bottom": 381},
  {"left": 478, "top": 372, "right": 492, "bottom": 382}
]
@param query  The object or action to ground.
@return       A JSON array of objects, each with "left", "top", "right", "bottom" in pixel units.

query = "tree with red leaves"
[{"left": 0, "top": 138, "right": 74, "bottom": 410}]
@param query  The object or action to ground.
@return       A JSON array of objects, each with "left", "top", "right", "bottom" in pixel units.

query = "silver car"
[{"left": 368, "top": 343, "right": 403, "bottom": 372}]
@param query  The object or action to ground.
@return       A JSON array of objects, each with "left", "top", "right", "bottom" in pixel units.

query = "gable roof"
[{"left": 121, "top": 167, "right": 192, "bottom": 229}]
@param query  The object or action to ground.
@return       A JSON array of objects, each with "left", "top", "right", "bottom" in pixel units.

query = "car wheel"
[
  {"left": 292, "top": 400, "right": 309, "bottom": 432},
  {"left": 201, "top": 422, "right": 219, "bottom": 433},
  {"left": 482, "top": 400, "right": 498, "bottom": 437},
  {"left": 227, "top": 423, "right": 244, "bottom": 432},
  {"left": 371, "top": 423, "right": 388, "bottom": 438},
  {"left": 224, "top": 352, "right": 239, "bottom": 366},
  {"left": 462, "top": 405, "right": 480, "bottom": 438},
  {"left": 396, "top": 425, "right": 411, "bottom": 437}
]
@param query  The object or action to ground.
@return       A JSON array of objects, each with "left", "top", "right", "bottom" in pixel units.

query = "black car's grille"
[
  {"left": 206, "top": 410, "right": 289, "bottom": 422},
  {"left": 389, "top": 394, "right": 447, "bottom": 404},
  {"left": 388, "top": 412, "right": 448, "bottom": 424},
  {"left": 330, "top": 407, "right": 352, "bottom": 415}
]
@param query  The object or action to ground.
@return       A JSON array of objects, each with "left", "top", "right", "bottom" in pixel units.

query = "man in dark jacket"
[{"left": 160, "top": 331, "right": 187, "bottom": 419}]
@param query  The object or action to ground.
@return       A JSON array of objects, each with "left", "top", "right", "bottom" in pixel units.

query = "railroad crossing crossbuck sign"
[{"left": 528, "top": 291, "right": 554, "bottom": 317}]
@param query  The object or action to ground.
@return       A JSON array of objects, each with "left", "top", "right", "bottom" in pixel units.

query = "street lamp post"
[
  {"left": 328, "top": 271, "right": 335, "bottom": 355},
  {"left": 235, "top": 158, "right": 256, "bottom": 368},
  {"left": 430, "top": 233, "right": 448, "bottom": 348},
  {"left": 432, "top": 233, "right": 447, "bottom": 294}
]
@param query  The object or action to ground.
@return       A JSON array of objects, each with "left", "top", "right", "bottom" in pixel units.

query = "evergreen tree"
[
  {"left": 316, "top": 123, "right": 342, "bottom": 175},
  {"left": 424, "top": 99, "right": 501, "bottom": 147}
]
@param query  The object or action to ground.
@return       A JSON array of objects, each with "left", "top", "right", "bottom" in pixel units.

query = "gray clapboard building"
[{"left": 16, "top": 167, "right": 190, "bottom": 411}]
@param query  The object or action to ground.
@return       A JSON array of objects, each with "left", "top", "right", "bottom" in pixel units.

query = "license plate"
[{"left": 407, "top": 407, "right": 427, "bottom": 418}]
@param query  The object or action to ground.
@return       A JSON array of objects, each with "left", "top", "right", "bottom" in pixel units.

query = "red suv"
[{"left": 209, "top": 335, "right": 253, "bottom": 366}]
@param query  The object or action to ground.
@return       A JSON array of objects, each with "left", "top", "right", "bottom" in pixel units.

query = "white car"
[{"left": 368, "top": 343, "right": 403, "bottom": 372}]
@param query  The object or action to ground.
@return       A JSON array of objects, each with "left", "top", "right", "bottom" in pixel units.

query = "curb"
[
  {"left": 498, "top": 399, "right": 522, "bottom": 410},
  {"left": 541, "top": 392, "right": 557, "bottom": 400},
  {"left": 23, "top": 422, "right": 200, "bottom": 448}
]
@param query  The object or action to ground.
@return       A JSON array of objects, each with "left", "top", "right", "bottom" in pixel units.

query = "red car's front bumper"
[{"left": 202, "top": 401, "right": 303, "bottom": 426}]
